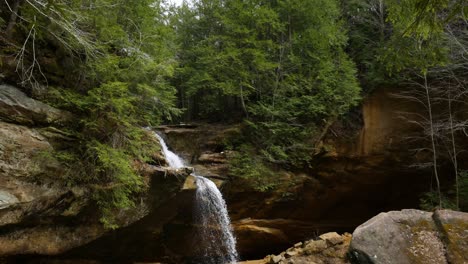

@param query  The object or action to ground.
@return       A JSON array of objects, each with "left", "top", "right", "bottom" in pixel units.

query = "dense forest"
[{"left": 0, "top": 0, "right": 466, "bottom": 227}]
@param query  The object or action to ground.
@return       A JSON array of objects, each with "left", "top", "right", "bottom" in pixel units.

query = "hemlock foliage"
[
  {"left": 175, "top": 0, "right": 361, "bottom": 167},
  {"left": 1, "top": 0, "right": 178, "bottom": 227}
]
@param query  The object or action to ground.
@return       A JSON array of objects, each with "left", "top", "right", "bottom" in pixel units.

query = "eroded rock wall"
[
  {"left": 158, "top": 87, "right": 456, "bottom": 260},
  {"left": 0, "top": 84, "right": 193, "bottom": 262}
]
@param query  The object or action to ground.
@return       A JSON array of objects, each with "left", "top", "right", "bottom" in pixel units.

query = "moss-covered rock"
[
  {"left": 349, "top": 209, "right": 467, "bottom": 264},
  {"left": 433, "top": 210, "right": 468, "bottom": 264}
]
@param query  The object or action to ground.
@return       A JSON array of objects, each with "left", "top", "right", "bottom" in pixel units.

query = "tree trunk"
[
  {"left": 5, "top": 0, "right": 22, "bottom": 39},
  {"left": 448, "top": 85, "right": 459, "bottom": 209},
  {"left": 424, "top": 73, "right": 442, "bottom": 208},
  {"left": 378, "top": 0, "right": 385, "bottom": 42},
  {"left": 239, "top": 85, "right": 249, "bottom": 118},
  {"left": 314, "top": 117, "right": 336, "bottom": 153}
]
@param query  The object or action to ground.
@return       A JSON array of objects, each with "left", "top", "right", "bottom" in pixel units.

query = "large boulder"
[
  {"left": 0, "top": 84, "right": 72, "bottom": 125},
  {"left": 349, "top": 209, "right": 467, "bottom": 264}
]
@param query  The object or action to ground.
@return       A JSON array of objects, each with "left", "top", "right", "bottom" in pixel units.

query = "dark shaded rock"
[
  {"left": 234, "top": 221, "right": 289, "bottom": 259},
  {"left": 0, "top": 224, "right": 104, "bottom": 255},
  {"left": 0, "top": 85, "right": 72, "bottom": 126},
  {"left": 0, "top": 164, "right": 193, "bottom": 259},
  {"left": 240, "top": 232, "right": 352, "bottom": 264},
  {"left": 37, "top": 127, "right": 77, "bottom": 149},
  {"left": 232, "top": 218, "right": 349, "bottom": 259},
  {"left": 48, "top": 166, "right": 193, "bottom": 263}
]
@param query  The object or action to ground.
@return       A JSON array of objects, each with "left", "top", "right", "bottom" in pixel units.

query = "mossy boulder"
[
  {"left": 349, "top": 209, "right": 467, "bottom": 264},
  {"left": 433, "top": 210, "right": 468, "bottom": 264}
]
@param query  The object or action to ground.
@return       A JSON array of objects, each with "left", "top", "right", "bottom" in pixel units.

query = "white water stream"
[
  {"left": 152, "top": 130, "right": 238, "bottom": 263},
  {"left": 152, "top": 132, "right": 185, "bottom": 169}
]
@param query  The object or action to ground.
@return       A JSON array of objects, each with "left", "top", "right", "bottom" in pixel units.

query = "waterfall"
[
  {"left": 152, "top": 132, "right": 185, "bottom": 169},
  {"left": 152, "top": 130, "right": 238, "bottom": 263},
  {"left": 193, "top": 175, "right": 238, "bottom": 264}
]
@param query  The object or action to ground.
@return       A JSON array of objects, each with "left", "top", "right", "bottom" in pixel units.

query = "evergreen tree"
[
  {"left": 1, "top": 0, "right": 180, "bottom": 227},
  {"left": 174, "top": 0, "right": 361, "bottom": 167}
]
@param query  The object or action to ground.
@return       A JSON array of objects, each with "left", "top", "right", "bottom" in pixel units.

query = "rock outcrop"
[
  {"left": 0, "top": 86, "right": 99, "bottom": 256},
  {"left": 0, "top": 85, "right": 194, "bottom": 261},
  {"left": 349, "top": 209, "right": 468, "bottom": 264},
  {"left": 433, "top": 210, "right": 468, "bottom": 263},
  {"left": 0, "top": 153, "right": 193, "bottom": 258},
  {"left": 0, "top": 84, "right": 72, "bottom": 126}
]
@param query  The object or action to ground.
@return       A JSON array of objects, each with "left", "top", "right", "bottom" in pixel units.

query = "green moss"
[
  {"left": 409, "top": 219, "right": 435, "bottom": 232},
  {"left": 401, "top": 218, "right": 439, "bottom": 264},
  {"left": 439, "top": 220, "right": 468, "bottom": 262}
]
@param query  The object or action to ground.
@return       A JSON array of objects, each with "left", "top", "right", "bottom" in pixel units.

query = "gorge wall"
[
  {"left": 159, "top": 86, "right": 444, "bottom": 259},
  {"left": 0, "top": 84, "right": 458, "bottom": 263}
]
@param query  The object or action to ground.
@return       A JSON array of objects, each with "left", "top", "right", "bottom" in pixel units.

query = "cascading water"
[
  {"left": 193, "top": 175, "right": 238, "bottom": 264},
  {"left": 152, "top": 130, "right": 238, "bottom": 263},
  {"left": 152, "top": 131, "right": 185, "bottom": 169}
]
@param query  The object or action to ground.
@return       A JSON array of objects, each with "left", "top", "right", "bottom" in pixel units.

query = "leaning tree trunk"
[{"left": 5, "top": 0, "right": 23, "bottom": 39}]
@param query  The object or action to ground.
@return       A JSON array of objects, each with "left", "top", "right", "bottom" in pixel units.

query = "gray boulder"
[{"left": 349, "top": 209, "right": 467, "bottom": 264}]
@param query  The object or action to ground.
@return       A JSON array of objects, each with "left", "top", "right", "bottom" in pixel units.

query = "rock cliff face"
[
  {"left": 0, "top": 84, "right": 194, "bottom": 262},
  {"left": 158, "top": 87, "right": 443, "bottom": 259},
  {"left": 0, "top": 84, "right": 101, "bottom": 256}
]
